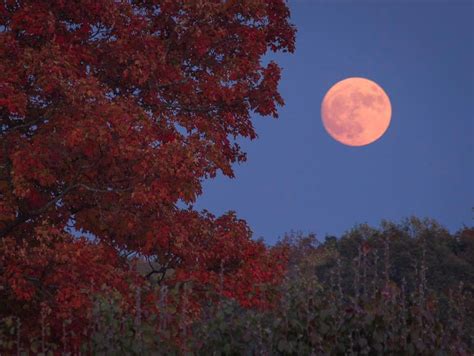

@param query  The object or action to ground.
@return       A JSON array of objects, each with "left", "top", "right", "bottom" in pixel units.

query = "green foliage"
[
  {"left": 81, "top": 286, "right": 190, "bottom": 355},
  {"left": 315, "top": 217, "right": 474, "bottom": 348}
]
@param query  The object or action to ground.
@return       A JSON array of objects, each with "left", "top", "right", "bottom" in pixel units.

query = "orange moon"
[{"left": 321, "top": 77, "right": 392, "bottom": 146}]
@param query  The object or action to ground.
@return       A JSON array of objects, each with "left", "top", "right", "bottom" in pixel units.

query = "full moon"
[{"left": 321, "top": 77, "right": 392, "bottom": 146}]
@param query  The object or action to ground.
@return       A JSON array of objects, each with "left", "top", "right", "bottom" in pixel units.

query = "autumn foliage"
[{"left": 0, "top": 0, "right": 295, "bottom": 349}]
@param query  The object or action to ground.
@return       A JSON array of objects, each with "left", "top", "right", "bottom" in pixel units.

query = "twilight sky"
[{"left": 195, "top": 1, "right": 474, "bottom": 244}]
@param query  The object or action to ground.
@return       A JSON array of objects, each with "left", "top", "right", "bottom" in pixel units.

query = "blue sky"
[{"left": 195, "top": 1, "right": 473, "bottom": 244}]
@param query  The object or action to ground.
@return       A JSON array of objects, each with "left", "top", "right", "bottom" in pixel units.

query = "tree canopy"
[{"left": 0, "top": 0, "right": 295, "bottom": 348}]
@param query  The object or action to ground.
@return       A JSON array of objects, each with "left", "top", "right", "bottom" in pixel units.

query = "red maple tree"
[{"left": 0, "top": 0, "right": 295, "bottom": 347}]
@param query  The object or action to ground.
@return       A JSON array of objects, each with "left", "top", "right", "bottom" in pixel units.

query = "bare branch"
[{"left": 77, "top": 183, "right": 132, "bottom": 194}]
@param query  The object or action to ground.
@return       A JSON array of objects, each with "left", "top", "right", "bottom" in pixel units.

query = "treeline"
[
  {"left": 1, "top": 217, "right": 472, "bottom": 354},
  {"left": 191, "top": 217, "right": 473, "bottom": 354},
  {"left": 313, "top": 217, "right": 474, "bottom": 300},
  {"left": 279, "top": 217, "right": 474, "bottom": 353}
]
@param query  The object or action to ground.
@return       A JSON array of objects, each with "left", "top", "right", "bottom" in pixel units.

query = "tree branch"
[{"left": 0, "top": 183, "right": 77, "bottom": 239}]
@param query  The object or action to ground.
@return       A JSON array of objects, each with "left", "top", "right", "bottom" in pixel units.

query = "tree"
[
  {"left": 0, "top": 0, "right": 295, "bottom": 348},
  {"left": 311, "top": 217, "right": 474, "bottom": 350}
]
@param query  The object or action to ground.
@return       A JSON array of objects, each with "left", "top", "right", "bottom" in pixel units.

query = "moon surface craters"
[{"left": 321, "top": 77, "right": 391, "bottom": 147}]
